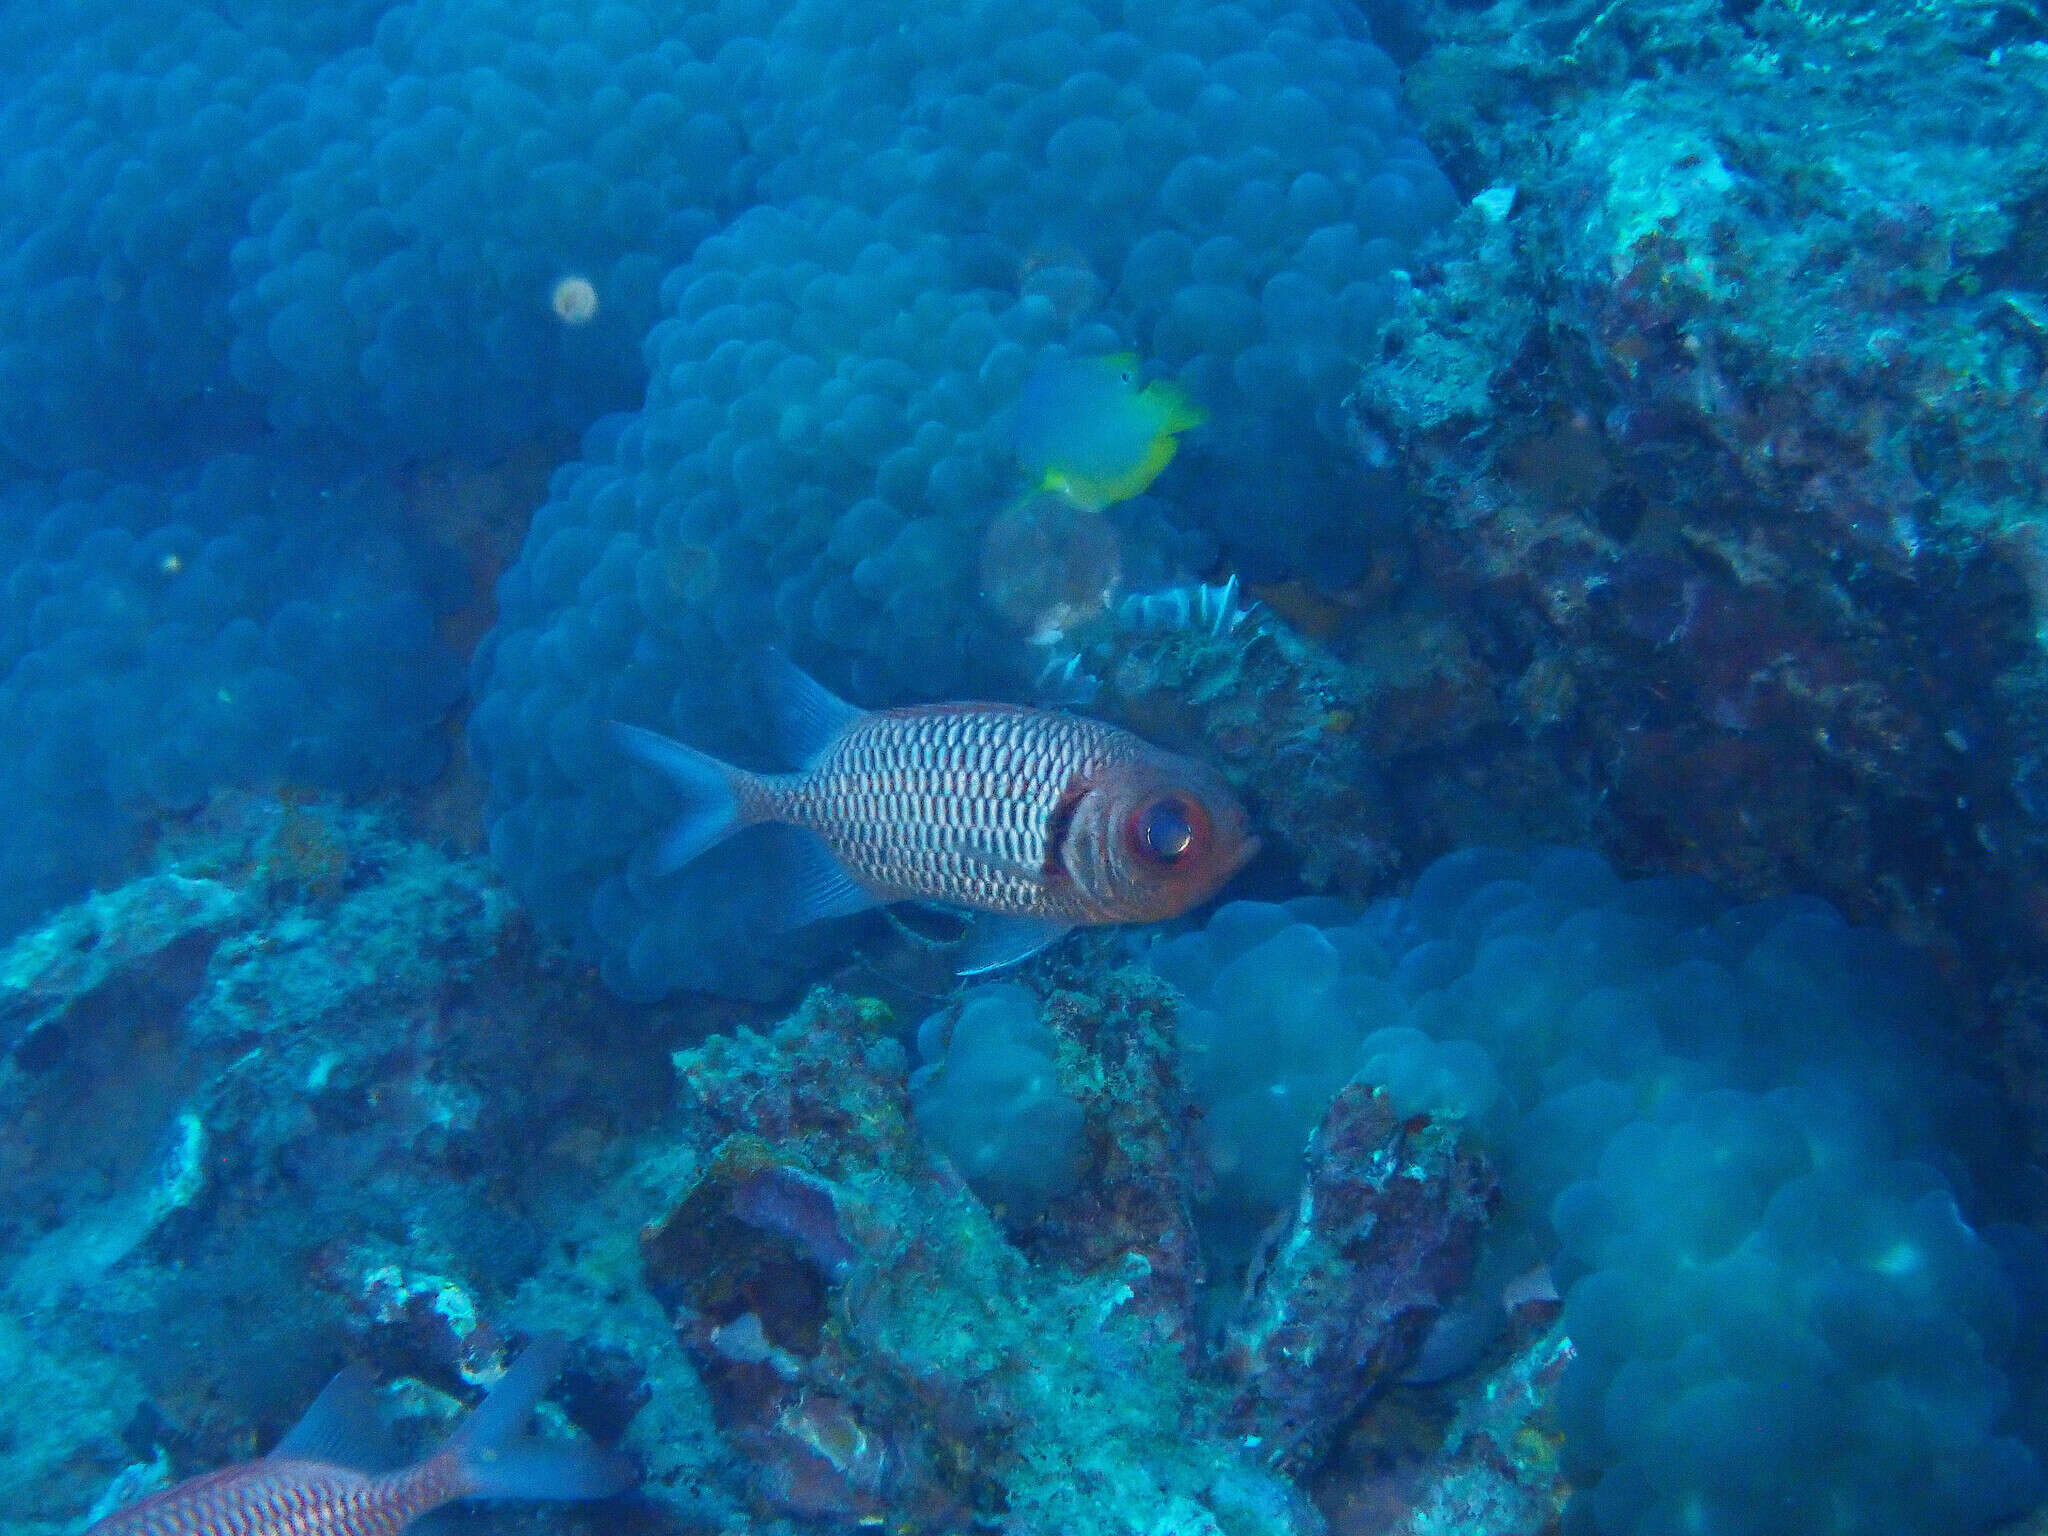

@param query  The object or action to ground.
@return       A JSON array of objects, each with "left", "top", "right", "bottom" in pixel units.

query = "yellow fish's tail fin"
[{"left": 1140, "top": 378, "right": 1207, "bottom": 435}]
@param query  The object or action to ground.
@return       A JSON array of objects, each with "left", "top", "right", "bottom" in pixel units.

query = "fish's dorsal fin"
[
  {"left": 270, "top": 1363, "right": 397, "bottom": 1472},
  {"left": 752, "top": 649, "right": 864, "bottom": 767},
  {"left": 955, "top": 914, "right": 1071, "bottom": 975}
]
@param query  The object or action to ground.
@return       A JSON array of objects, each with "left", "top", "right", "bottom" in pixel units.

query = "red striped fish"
[
  {"left": 613, "top": 654, "right": 1258, "bottom": 972},
  {"left": 84, "top": 1335, "right": 632, "bottom": 1536}
]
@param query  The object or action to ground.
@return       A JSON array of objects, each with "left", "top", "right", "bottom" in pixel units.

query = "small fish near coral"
[
  {"left": 1014, "top": 352, "right": 1207, "bottom": 511},
  {"left": 83, "top": 1334, "right": 634, "bottom": 1536},
  {"left": 613, "top": 653, "right": 1258, "bottom": 973}
]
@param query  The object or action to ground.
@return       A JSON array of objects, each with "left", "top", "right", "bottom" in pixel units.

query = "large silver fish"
[{"left": 613, "top": 654, "right": 1258, "bottom": 971}]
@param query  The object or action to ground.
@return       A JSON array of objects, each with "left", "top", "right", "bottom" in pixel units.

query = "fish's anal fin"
[
  {"left": 955, "top": 914, "right": 1072, "bottom": 976},
  {"left": 766, "top": 829, "right": 884, "bottom": 932},
  {"left": 1040, "top": 469, "right": 1105, "bottom": 512},
  {"left": 752, "top": 649, "right": 864, "bottom": 768},
  {"left": 270, "top": 1363, "right": 396, "bottom": 1473},
  {"left": 1119, "top": 436, "right": 1180, "bottom": 502}
]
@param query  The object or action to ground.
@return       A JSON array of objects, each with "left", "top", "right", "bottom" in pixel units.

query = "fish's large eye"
[{"left": 1132, "top": 796, "right": 1198, "bottom": 864}]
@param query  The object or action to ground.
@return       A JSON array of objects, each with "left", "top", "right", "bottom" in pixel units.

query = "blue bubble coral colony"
[
  {"left": 1154, "top": 848, "right": 2047, "bottom": 1536},
  {"left": 465, "top": 0, "right": 1457, "bottom": 998},
  {"left": 2, "top": 1, "right": 2048, "bottom": 1536},
  {"left": 0, "top": 0, "right": 1454, "bottom": 962}
]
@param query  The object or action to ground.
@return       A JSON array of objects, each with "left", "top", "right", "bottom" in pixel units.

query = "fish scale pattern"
[
  {"left": 0, "top": 0, "right": 1455, "bottom": 979},
  {"left": 81, "top": 1339, "right": 628, "bottom": 1536},
  {"left": 786, "top": 707, "right": 1118, "bottom": 914},
  {"left": 95, "top": 1461, "right": 404, "bottom": 1536}
]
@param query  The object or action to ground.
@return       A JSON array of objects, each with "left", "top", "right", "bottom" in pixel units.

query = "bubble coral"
[
  {"left": 469, "top": 0, "right": 1456, "bottom": 997},
  {"left": 1151, "top": 846, "right": 2044, "bottom": 1536}
]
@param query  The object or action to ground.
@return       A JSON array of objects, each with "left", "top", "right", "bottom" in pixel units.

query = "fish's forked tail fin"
[
  {"left": 1144, "top": 376, "right": 1207, "bottom": 435},
  {"left": 445, "top": 1334, "right": 636, "bottom": 1501},
  {"left": 612, "top": 721, "right": 759, "bottom": 874}
]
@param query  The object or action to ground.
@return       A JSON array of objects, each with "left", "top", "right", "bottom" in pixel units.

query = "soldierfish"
[
  {"left": 84, "top": 1335, "right": 633, "bottom": 1536},
  {"left": 613, "top": 654, "right": 1258, "bottom": 972}
]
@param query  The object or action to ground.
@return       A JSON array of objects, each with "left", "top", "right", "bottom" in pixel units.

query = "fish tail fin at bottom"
[
  {"left": 445, "top": 1335, "right": 636, "bottom": 1502},
  {"left": 611, "top": 721, "right": 758, "bottom": 874}
]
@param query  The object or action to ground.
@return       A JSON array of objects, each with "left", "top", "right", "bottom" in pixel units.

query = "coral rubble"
[{"left": 0, "top": 804, "right": 1519, "bottom": 1536}]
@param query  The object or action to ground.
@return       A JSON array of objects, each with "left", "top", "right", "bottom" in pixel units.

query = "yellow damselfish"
[{"left": 1014, "top": 353, "right": 1207, "bottom": 511}]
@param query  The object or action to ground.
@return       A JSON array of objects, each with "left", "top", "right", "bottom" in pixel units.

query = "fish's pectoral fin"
[
  {"left": 763, "top": 829, "right": 885, "bottom": 931},
  {"left": 954, "top": 914, "right": 1072, "bottom": 976},
  {"left": 751, "top": 648, "right": 864, "bottom": 768},
  {"left": 270, "top": 1363, "right": 398, "bottom": 1472}
]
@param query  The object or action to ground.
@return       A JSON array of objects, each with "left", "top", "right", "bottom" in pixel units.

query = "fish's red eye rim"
[{"left": 1128, "top": 794, "right": 1209, "bottom": 867}]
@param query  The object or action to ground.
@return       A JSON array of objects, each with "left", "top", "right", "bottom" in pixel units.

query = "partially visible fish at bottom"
[{"left": 84, "top": 1334, "right": 634, "bottom": 1536}]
